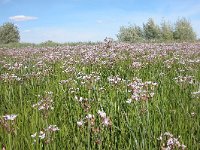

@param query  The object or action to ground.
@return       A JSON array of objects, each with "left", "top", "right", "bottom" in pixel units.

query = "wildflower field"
[{"left": 0, "top": 41, "right": 199, "bottom": 149}]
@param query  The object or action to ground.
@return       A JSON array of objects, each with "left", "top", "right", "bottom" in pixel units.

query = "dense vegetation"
[
  {"left": 0, "top": 17, "right": 198, "bottom": 45},
  {"left": 0, "top": 22, "right": 20, "bottom": 44},
  {"left": 117, "top": 18, "right": 197, "bottom": 42},
  {"left": 0, "top": 41, "right": 199, "bottom": 149}
]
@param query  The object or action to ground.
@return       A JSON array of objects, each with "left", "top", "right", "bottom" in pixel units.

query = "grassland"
[{"left": 0, "top": 41, "right": 199, "bottom": 149}]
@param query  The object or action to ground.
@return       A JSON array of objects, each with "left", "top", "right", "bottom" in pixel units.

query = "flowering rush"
[
  {"left": 77, "top": 109, "right": 112, "bottom": 128},
  {"left": 157, "top": 132, "right": 186, "bottom": 150},
  {"left": 32, "top": 92, "right": 54, "bottom": 112},
  {"left": 97, "top": 109, "right": 112, "bottom": 127},
  {"left": 3, "top": 114, "right": 18, "bottom": 121},
  {"left": 127, "top": 77, "right": 157, "bottom": 103},
  {"left": 31, "top": 125, "right": 59, "bottom": 143}
]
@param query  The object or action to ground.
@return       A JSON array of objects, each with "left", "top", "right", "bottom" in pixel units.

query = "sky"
[{"left": 0, "top": 0, "right": 200, "bottom": 43}]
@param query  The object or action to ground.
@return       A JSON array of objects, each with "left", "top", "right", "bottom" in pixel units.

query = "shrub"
[
  {"left": 117, "top": 25, "right": 144, "bottom": 43},
  {"left": 39, "top": 40, "right": 60, "bottom": 47}
]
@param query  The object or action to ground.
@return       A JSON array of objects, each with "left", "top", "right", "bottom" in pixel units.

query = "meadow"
[{"left": 0, "top": 41, "right": 199, "bottom": 149}]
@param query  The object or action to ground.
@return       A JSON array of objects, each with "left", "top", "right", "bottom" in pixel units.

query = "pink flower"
[
  {"left": 77, "top": 120, "right": 84, "bottom": 127},
  {"left": 97, "top": 110, "right": 106, "bottom": 118},
  {"left": 3, "top": 114, "right": 17, "bottom": 121},
  {"left": 102, "top": 117, "right": 111, "bottom": 127}
]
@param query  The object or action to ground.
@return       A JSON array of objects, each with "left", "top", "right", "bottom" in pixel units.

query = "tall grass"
[{"left": 0, "top": 42, "right": 199, "bottom": 149}]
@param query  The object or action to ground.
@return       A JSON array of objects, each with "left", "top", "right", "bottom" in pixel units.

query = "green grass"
[{"left": 0, "top": 43, "right": 199, "bottom": 149}]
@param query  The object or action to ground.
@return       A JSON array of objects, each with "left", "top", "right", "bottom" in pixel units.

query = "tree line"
[
  {"left": 0, "top": 17, "right": 198, "bottom": 45},
  {"left": 117, "top": 17, "right": 197, "bottom": 42}
]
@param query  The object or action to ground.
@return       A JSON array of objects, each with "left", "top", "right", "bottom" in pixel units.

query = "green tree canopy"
[
  {"left": 117, "top": 25, "right": 144, "bottom": 43},
  {"left": 117, "top": 17, "right": 197, "bottom": 43},
  {"left": 0, "top": 22, "right": 20, "bottom": 44},
  {"left": 143, "top": 18, "right": 161, "bottom": 40},
  {"left": 160, "top": 20, "right": 174, "bottom": 41},
  {"left": 173, "top": 18, "right": 196, "bottom": 41}
]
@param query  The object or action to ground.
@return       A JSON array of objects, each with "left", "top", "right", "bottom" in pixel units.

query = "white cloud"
[{"left": 9, "top": 15, "right": 38, "bottom": 21}]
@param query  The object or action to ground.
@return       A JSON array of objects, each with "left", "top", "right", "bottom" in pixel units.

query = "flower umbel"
[{"left": 0, "top": 114, "right": 18, "bottom": 133}]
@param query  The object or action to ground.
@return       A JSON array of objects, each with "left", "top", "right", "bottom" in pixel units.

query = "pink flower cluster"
[{"left": 127, "top": 77, "right": 157, "bottom": 103}]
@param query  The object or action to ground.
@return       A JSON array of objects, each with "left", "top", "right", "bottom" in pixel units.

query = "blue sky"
[{"left": 0, "top": 0, "right": 200, "bottom": 43}]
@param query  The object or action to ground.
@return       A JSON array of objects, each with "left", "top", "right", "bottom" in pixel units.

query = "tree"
[
  {"left": 0, "top": 22, "right": 20, "bottom": 44},
  {"left": 160, "top": 20, "right": 174, "bottom": 41},
  {"left": 173, "top": 18, "right": 196, "bottom": 41},
  {"left": 117, "top": 17, "right": 197, "bottom": 43},
  {"left": 143, "top": 18, "right": 161, "bottom": 41},
  {"left": 134, "top": 26, "right": 144, "bottom": 40},
  {"left": 117, "top": 25, "right": 144, "bottom": 43}
]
